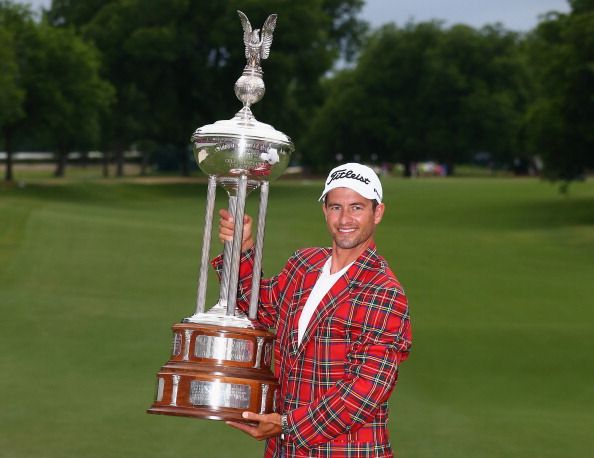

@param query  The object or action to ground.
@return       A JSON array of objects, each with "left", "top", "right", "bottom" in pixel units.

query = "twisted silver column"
[
  {"left": 195, "top": 175, "right": 217, "bottom": 315},
  {"left": 218, "top": 196, "right": 237, "bottom": 310},
  {"left": 249, "top": 181, "right": 269, "bottom": 319},
  {"left": 226, "top": 175, "right": 249, "bottom": 315}
]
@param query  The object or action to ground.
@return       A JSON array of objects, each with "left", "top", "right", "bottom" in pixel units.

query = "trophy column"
[{"left": 147, "top": 10, "right": 293, "bottom": 422}]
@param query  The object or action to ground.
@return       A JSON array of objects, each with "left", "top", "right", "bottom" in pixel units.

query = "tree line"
[{"left": 1, "top": 0, "right": 592, "bottom": 186}]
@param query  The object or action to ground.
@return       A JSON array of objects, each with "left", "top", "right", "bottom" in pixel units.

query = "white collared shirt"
[{"left": 297, "top": 257, "right": 353, "bottom": 345}]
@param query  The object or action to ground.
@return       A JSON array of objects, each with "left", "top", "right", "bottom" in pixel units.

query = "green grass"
[{"left": 1, "top": 177, "right": 593, "bottom": 457}]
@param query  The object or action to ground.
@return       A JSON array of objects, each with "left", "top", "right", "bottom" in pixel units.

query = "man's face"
[{"left": 322, "top": 187, "right": 385, "bottom": 250}]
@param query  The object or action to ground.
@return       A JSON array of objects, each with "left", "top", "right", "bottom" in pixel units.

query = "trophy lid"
[{"left": 193, "top": 107, "right": 292, "bottom": 146}]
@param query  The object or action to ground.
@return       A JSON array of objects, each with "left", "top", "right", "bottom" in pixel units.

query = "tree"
[
  {"left": 570, "top": 0, "right": 594, "bottom": 14},
  {"left": 1, "top": 0, "right": 113, "bottom": 181},
  {"left": 24, "top": 24, "right": 114, "bottom": 177},
  {"left": 302, "top": 22, "right": 530, "bottom": 174},
  {"left": 0, "top": 1, "right": 31, "bottom": 183},
  {"left": 47, "top": 0, "right": 367, "bottom": 175},
  {"left": 526, "top": 1, "right": 594, "bottom": 187},
  {"left": 0, "top": 27, "right": 25, "bottom": 182}
]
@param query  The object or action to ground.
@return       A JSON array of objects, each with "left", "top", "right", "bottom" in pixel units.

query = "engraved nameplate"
[
  {"left": 190, "top": 381, "right": 251, "bottom": 409},
  {"left": 171, "top": 375, "right": 180, "bottom": 406},
  {"left": 260, "top": 384, "right": 269, "bottom": 414},
  {"left": 195, "top": 335, "right": 254, "bottom": 362},
  {"left": 264, "top": 342, "right": 272, "bottom": 366},
  {"left": 172, "top": 333, "right": 182, "bottom": 356},
  {"left": 156, "top": 377, "right": 164, "bottom": 402}
]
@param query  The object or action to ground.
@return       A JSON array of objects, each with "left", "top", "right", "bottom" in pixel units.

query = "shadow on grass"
[
  {"left": 1, "top": 179, "right": 318, "bottom": 207},
  {"left": 394, "top": 194, "right": 594, "bottom": 231},
  {"left": 500, "top": 197, "right": 594, "bottom": 228},
  {"left": 1, "top": 182, "right": 209, "bottom": 205},
  {"left": 4, "top": 180, "right": 594, "bottom": 230}
]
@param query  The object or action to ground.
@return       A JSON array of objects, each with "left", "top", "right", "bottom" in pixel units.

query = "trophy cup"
[{"left": 147, "top": 11, "right": 293, "bottom": 422}]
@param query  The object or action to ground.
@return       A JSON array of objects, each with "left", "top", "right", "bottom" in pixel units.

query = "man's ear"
[{"left": 374, "top": 203, "right": 385, "bottom": 224}]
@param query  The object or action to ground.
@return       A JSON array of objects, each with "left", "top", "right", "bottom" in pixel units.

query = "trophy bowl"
[{"left": 191, "top": 108, "right": 293, "bottom": 190}]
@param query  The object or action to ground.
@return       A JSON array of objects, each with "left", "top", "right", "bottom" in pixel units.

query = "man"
[{"left": 215, "top": 163, "right": 412, "bottom": 458}]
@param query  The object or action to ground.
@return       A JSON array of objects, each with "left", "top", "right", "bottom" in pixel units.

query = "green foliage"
[
  {"left": 570, "top": 0, "right": 594, "bottom": 14},
  {"left": 0, "top": 27, "right": 25, "bottom": 127},
  {"left": 526, "top": 3, "right": 594, "bottom": 185},
  {"left": 24, "top": 24, "right": 114, "bottom": 154},
  {"left": 302, "top": 22, "right": 530, "bottom": 173},
  {"left": 0, "top": 2, "right": 31, "bottom": 119},
  {"left": 47, "top": 0, "right": 367, "bottom": 173},
  {"left": 3, "top": 0, "right": 591, "bottom": 184},
  {"left": 0, "top": 0, "right": 114, "bottom": 180},
  {"left": 0, "top": 1, "right": 36, "bottom": 181},
  {"left": 0, "top": 23, "right": 25, "bottom": 182}
]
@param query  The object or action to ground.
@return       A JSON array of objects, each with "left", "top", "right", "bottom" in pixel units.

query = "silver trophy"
[{"left": 148, "top": 11, "right": 293, "bottom": 422}]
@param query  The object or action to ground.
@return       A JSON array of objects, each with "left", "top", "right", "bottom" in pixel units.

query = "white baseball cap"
[{"left": 319, "top": 163, "right": 383, "bottom": 203}]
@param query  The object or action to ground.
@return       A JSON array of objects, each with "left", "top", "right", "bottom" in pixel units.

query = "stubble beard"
[{"left": 333, "top": 227, "right": 374, "bottom": 250}]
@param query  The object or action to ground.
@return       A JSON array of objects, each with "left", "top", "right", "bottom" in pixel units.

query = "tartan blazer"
[{"left": 213, "top": 243, "right": 412, "bottom": 458}]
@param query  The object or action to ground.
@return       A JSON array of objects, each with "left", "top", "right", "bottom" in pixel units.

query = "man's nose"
[{"left": 339, "top": 209, "right": 352, "bottom": 224}]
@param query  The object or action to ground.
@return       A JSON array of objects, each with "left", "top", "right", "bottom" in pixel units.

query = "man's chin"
[{"left": 335, "top": 237, "right": 361, "bottom": 250}]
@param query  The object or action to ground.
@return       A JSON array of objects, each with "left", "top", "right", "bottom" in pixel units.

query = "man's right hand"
[{"left": 218, "top": 208, "right": 255, "bottom": 252}]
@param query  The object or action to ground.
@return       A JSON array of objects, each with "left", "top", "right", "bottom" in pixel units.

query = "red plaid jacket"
[{"left": 213, "top": 243, "right": 411, "bottom": 458}]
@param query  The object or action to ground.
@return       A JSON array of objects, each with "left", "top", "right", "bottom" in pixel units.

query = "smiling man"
[{"left": 215, "top": 163, "right": 412, "bottom": 458}]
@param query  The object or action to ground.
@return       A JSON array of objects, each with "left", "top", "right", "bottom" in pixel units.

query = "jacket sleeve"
[
  {"left": 211, "top": 248, "right": 292, "bottom": 329},
  {"left": 285, "top": 285, "right": 412, "bottom": 448}
]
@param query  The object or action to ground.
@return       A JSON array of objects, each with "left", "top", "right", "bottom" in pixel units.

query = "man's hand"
[
  {"left": 218, "top": 208, "right": 254, "bottom": 252},
  {"left": 226, "top": 411, "right": 282, "bottom": 441}
]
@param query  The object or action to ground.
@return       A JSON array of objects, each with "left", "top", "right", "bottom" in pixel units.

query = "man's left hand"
[{"left": 226, "top": 412, "right": 282, "bottom": 441}]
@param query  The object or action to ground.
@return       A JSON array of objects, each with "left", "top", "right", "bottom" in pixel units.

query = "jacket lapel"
[
  {"left": 285, "top": 255, "right": 326, "bottom": 358},
  {"left": 288, "top": 244, "right": 378, "bottom": 366}
]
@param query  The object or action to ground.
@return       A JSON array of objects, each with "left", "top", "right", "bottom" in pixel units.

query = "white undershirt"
[{"left": 297, "top": 257, "right": 353, "bottom": 345}]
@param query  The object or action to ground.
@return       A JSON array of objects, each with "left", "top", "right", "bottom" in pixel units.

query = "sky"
[
  {"left": 362, "top": 0, "right": 570, "bottom": 31},
  {"left": 25, "top": 0, "right": 571, "bottom": 32}
]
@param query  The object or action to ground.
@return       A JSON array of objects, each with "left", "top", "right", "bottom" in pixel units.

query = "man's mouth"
[{"left": 338, "top": 227, "right": 356, "bottom": 233}]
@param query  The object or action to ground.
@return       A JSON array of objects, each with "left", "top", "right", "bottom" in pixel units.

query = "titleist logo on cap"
[{"left": 327, "top": 168, "right": 370, "bottom": 185}]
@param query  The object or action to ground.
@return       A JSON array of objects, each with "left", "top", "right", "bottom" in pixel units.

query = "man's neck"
[{"left": 329, "top": 239, "right": 373, "bottom": 274}]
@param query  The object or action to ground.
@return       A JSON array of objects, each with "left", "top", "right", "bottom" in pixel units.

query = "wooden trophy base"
[{"left": 147, "top": 322, "right": 278, "bottom": 422}]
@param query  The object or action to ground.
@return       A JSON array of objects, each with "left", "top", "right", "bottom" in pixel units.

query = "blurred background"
[
  {"left": 1, "top": 1, "right": 593, "bottom": 457},
  {"left": 1, "top": 0, "right": 592, "bottom": 183}
]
